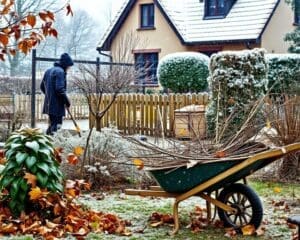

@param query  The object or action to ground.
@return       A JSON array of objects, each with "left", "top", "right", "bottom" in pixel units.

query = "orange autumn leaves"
[
  {"left": 0, "top": 180, "right": 131, "bottom": 238},
  {"left": 29, "top": 186, "right": 48, "bottom": 200},
  {"left": 0, "top": 1, "right": 73, "bottom": 59},
  {"left": 54, "top": 146, "right": 84, "bottom": 165},
  {"left": 67, "top": 146, "right": 84, "bottom": 165},
  {"left": 150, "top": 207, "right": 264, "bottom": 238},
  {"left": 0, "top": 149, "right": 6, "bottom": 164},
  {"left": 133, "top": 158, "right": 144, "bottom": 170}
]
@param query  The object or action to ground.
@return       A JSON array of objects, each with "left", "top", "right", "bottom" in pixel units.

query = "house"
[{"left": 97, "top": 0, "right": 298, "bottom": 88}]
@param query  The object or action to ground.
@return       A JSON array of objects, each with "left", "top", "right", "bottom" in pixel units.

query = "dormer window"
[
  {"left": 140, "top": 4, "right": 155, "bottom": 29},
  {"left": 204, "top": 0, "right": 235, "bottom": 19}
]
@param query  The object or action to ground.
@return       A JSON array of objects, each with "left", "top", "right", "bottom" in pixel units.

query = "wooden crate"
[{"left": 174, "top": 105, "right": 206, "bottom": 139}]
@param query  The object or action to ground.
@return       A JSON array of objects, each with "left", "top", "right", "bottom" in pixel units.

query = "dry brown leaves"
[
  {"left": 0, "top": 149, "right": 6, "bottom": 164},
  {"left": 188, "top": 206, "right": 210, "bottom": 233},
  {"left": 271, "top": 199, "right": 291, "bottom": 212},
  {"left": 149, "top": 212, "right": 174, "bottom": 228},
  {"left": 0, "top": 179, "right": 131, "bottom": 238},
  {"left": 149, "top": 206, "right": 268, "bottom": 238}
]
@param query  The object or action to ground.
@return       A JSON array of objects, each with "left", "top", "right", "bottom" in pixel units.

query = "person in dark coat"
[{"left": 40, "top": 53, "right": 74, "bottom": 135}]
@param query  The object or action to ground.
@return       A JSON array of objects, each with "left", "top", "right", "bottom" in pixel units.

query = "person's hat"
[{"left": 59, "top": 53, "right": 74, "bottom": 68}]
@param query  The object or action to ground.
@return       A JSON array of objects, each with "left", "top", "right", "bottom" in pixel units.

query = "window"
[
  {"left": 140, "top": 4, "right": 154, "bottom": 28},
  {"left": 205, "top": 0, "right": 235, "bottom": 18},
  {"left": 295, "top": 0, "right": 300, "bottom": 25},
  {"left": 207, "top": 0, "right": 225, "bottom": 16},
  {"left": 135, "top": 53, "right": 158, "bottom": 85}
]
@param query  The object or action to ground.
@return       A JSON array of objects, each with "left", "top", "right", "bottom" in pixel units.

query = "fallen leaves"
[
  {"left": 271, "top": 199, "right": 290, "bottom": 212},
  {"left": 0, "top": 180, "right": 131, "bottom": 238},
  {"left": 73, "top": 146, "right": 84, "bottom": 156},
  {"left": 0, "top": 149, "right": 6, "bottom": 164},
  {"left": 149, "top": 212, "right": 174, "bottom": 228},
  {"left": 241, "top": 224, "right": 256, "bottom": 236},
  {"left": 133, "top": 159, "right": 144, "bottom": 170},
  {"left": 54, "top": 147, "right": 63, "bottom": 163},
  {"left": 273, "top": 187, "right": 282, "bottom": 193},
  {"left": 148, "top": 206, "right": 267, "bottom": 238},
  {"left": 188, "top": 206, "right": 210, "bottom": 233},
  {"left": 24, "top": 172, "right": 37, "bottom": 187},
  {"left": 67, "top": 153, "right": 79, "bottom": 165},
  {"left": 29, "top": 187, "right": 48, "bottom": 200},
  {"left": 224, "top": 228, "right": 237, "bottom": 238}
]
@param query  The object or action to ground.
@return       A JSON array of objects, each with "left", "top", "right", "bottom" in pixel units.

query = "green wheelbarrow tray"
[
  {"left": 125, "top": 142, "right": 300, "bottom": 235},
  {"left": 147, "top": 143, "right": 300, "bottom": 193}
]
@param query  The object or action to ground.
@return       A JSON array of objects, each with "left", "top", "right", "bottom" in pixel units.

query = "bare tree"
[
  {"left": 37, "top": 10, "right": 101, "bottom": 59},
  {"left": 72, "top": 31, "right": 148, "bottom": 175},
  {"left": 64, "top": 10, "right": 97, "bottom": 58}
]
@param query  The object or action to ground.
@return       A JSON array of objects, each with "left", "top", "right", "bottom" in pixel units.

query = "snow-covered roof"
[{"left": 97, "top": 0, "right": 280, "bottom": 51}]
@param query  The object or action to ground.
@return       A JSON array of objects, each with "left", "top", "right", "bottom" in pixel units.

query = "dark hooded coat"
[{"left": 40, "top": 53, "right": 74, "bottom": 116}]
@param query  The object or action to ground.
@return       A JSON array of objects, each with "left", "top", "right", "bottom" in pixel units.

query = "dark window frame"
[
  {"left": 134, "top": 52, "right": 159, "bottom": 86},
  {"left": 204, "top": 0, "right": 235, "bottom": 19},
  {"left": 140, "top": 3, "right": 155, "bottom": 29}
]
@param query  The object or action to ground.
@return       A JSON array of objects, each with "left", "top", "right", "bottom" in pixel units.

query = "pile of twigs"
[
  {"left": 125, "top": 97, "right": 271, "bottom": 169},
  {"left": 125, "top": 137, "right": 268, "bottom": 169}
]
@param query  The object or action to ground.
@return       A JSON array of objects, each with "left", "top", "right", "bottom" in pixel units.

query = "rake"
[{"left": 66, "top": 107, "right": 81, "bottom": 137}]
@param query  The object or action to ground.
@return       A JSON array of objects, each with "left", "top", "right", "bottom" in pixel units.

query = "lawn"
[
  {"left": 77, "top": 180, "right": 299, "bottom": 240},
  {"left": 3, "top": 180, "right": 299, "bottom": 240}
]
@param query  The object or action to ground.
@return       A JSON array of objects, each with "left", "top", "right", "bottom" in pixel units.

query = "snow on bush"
[
  {"left": 157, "top": 52, "right": 209, "bottom": 93},
  {"left": 207, "top": 48, "right": 268, "bottom": 138},
  {"left": 52, "top": 128, "right": 134, "bottom": 185},
  {"left": 267, "top": 53, "right": 300, "bottom": 95}
]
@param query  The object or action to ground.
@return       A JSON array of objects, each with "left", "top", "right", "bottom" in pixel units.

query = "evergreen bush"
[
  {"left": 267, "top": 54, "right": 300, "bottom": 95},
  {"left": 0, "top": 128, "right": 63, "bottom": 216},
  {"left": 207, "top": 49, "right": 268, "bottom": 140},
  {"left": 157, "top": 52, "right": 209, "bottom": 93}
]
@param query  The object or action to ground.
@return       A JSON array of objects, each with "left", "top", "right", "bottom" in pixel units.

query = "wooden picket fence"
[
  {"left": 12, "top": 94, "right": 89, "bottom": 121},
  {"left": 93, "top": 93, "right": 209, "bottom": 137},
  {"left": 7, "top": 93, "right": 209, "bottom": 137}
]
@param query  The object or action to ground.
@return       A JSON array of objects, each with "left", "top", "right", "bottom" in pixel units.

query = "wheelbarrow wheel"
[{"left": 217, "top": 183, "right": 263, "bottom": 229}]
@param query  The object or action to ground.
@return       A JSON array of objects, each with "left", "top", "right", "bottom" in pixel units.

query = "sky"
[{"left": 70, "top": 0, "right": 125, "bottom": 25}]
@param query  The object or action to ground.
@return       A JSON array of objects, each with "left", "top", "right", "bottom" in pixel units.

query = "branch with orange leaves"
[{"left": 0, "top": 0, "right": 73, "bottom": 60}]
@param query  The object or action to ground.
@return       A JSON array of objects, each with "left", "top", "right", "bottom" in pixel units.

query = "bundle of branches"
[
  {"left": 263, "top": 95, "right": 300, "bottom": 180},
  {"left": 125, "top": 98, "right": 269, "bottom": 169}
]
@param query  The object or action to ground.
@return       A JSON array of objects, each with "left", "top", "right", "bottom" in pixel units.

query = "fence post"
[
  {"left": 31, "top": 49, "right": 37, "bottom": 128},
  {"left": 96, "top": 57, "right": 100, "bottom": 94}
]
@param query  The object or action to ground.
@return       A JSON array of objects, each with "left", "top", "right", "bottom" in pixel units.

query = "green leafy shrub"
[
  {"left": 157, "top": 52, "right": 209, "bottom": 93},
  {"left": 267, "top": 54, "right": 300, "bottom": 95},
  {"left": 207, "top": 48, "right": 268, "bottom": 140},
  {"left": 0, "top": 128, "right": 63, "bottom": 216}
]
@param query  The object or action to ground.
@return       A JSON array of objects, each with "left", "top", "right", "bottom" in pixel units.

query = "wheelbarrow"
[{"left": 125, "top": 142, "right": 300, "bottom": 235}]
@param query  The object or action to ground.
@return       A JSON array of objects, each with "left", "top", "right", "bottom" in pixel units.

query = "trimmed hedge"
[
  {"left": 157, "top": 52, "right": 209, "bottom": 93},
  {"left": 267, "top": 54, "right": 300, "bottom": 95},
  {"left": 207, "top": 48, "right": 268, "bottom": 139}
]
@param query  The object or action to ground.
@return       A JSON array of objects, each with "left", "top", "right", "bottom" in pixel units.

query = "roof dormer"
[{"left": 204, "top": 0, "right": 236, "bottom": 19}]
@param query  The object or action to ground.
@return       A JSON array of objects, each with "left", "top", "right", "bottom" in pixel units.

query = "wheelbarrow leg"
[
  {"left": 206, "top": 200, "right": 211, "bottom": 220},
  {"left": 170, "top": 200, "right": 181, "bottom": 235}
]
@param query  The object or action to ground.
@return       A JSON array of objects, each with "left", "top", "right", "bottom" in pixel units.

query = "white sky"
[{"left": 70, "top": 0, "right": 125, "bottom": 25}]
